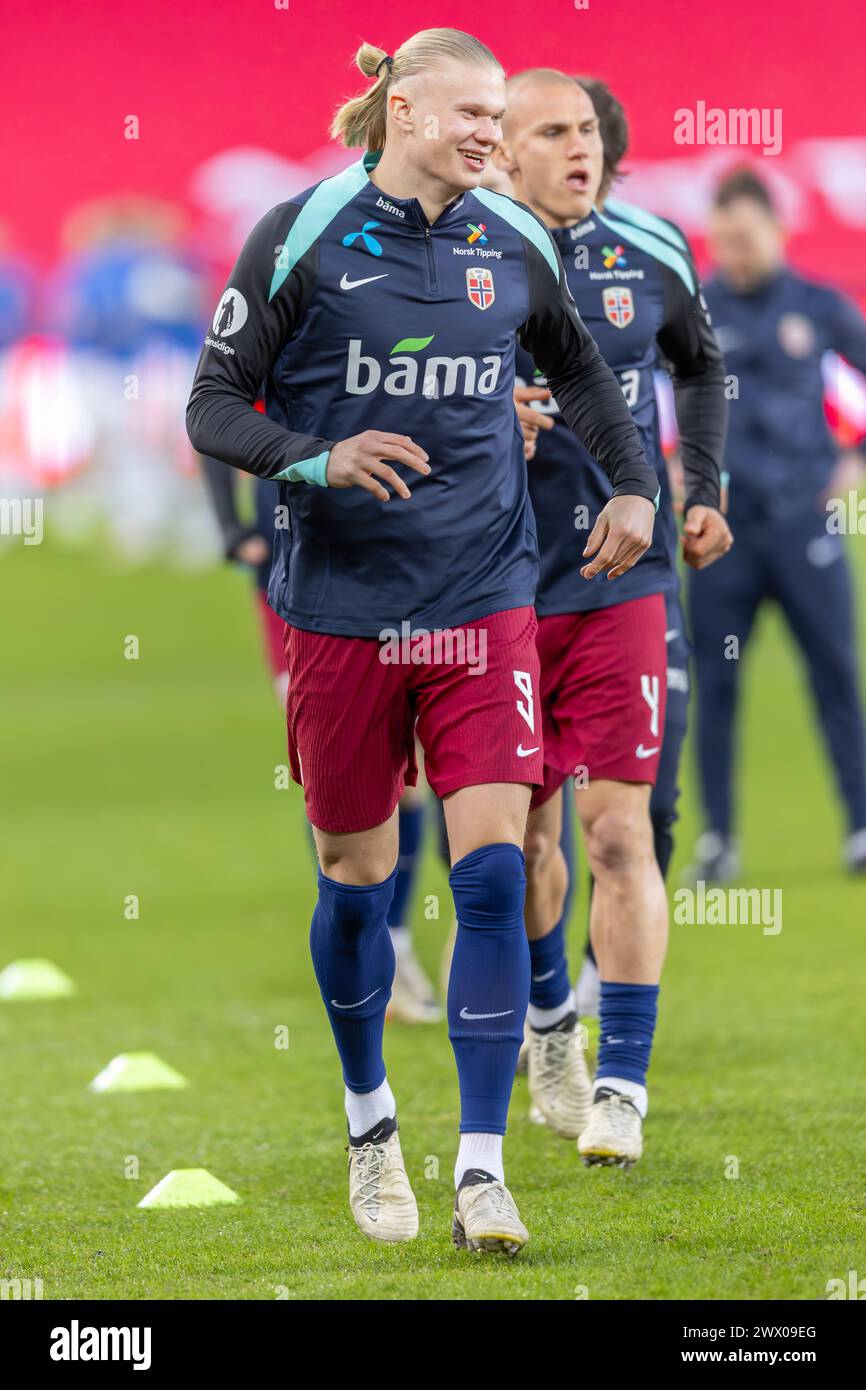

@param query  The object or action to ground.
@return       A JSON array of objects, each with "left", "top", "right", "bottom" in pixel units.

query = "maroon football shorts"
[
  {"left": 531, "top": 592, "right": 668, "bottom": 808},
  {"left": 283, "top": 606, "right": 543, "bottom": 833}
]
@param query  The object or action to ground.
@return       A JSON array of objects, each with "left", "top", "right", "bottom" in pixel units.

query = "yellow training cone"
[
  {"left": 138, "top": 1169, "right": 240, "bottom": 1209},
  {"left": 89, "top": 1052, "right": 189, "bottom": 1093},
  {"left": 0, "top": 959, "right": 76, "bottom": 1001}
]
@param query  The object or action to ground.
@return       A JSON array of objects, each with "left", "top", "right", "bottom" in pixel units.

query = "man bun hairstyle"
[{"left": 331, "top": 28, "right": 503, "bottom": 152}]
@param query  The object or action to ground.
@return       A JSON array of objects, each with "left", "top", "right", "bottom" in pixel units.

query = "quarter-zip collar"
[
  {"left": 548, "top": 210, "right": 603, "bottom": 249},
  {"left": 358, "top": 148, "right": 468, "bottom": 232}
]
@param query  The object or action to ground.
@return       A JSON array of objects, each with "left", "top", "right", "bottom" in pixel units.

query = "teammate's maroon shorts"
[
  {"left": 532, "top": 592, "right": 668, "bottom": 809},
  {"left": 256, "top": 590, "right": 288, "bottom": 681},
  {"left": 283, "top": 606, "right": 543, "bottom": 833}
]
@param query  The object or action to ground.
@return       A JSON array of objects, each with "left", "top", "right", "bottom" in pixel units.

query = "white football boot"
[
  {"left": 844, "top": 827, "right": 866, "bottom": 874},
  {"left": 683, "top": 831, "right": 741, "bottom": 886},
  {"left": 387, "top": 938, "right": 443, "bottom": 1024},
  {"left": 515, "top": 1016, "right": 531, "bottom": 1077},
  {"left": 578, "top": 1087, "right": 643, "bottom": 1169},
  {"left": 347, "top": 1122, "right": 419, "bottom": 1243},
  {"left": 527, "top": 1017, "right": 593, "bottom": 1139},
  {"left": 452, "top": 1174, "right": 529, "bottom": 1257}
]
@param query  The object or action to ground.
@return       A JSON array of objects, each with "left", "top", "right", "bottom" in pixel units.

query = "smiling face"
[
  {"left": 389, "top": 59, "right": 506, "bottom": 196},
  {"left": 499, "top": 79, "right": 604, "bottom": 226}
]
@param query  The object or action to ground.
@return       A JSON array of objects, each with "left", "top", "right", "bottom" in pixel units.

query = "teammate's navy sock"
[
  {"left": 596, "top": 980, "right": 659, "bottom": 1090},
  {"left": 387, "top": 802, "right": 425, "bottom": 934},
  {"left": 652, "top": 814, "right": 675, "bottom": 880},
  {"left": 447, "top": 843, "right": 530, "bottom": 1135},
  {"left": 309, "top": 866, "right": 397, "bottom": 1094},
  {"left": 528, "top": 920, "right": 570, "bottom": 1011}
]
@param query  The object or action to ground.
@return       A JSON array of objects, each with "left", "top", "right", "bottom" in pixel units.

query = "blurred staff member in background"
[
  {"left": 688, "top": 169, "right": 866, "bottom": 881},
  {"left": 200, "top": 456, "right": 441, "bottom": 1023},
  {"left": 49, "top": 196, "right": 214, "bottom": 562}
]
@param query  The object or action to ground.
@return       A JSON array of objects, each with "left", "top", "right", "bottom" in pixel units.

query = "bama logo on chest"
[{"left": 344, "top": 335, "right": 502, "bottom": 397}]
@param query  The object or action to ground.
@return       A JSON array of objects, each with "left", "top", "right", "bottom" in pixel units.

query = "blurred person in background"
[
  {"left": 0, "top": 223, "right": 38, "bottom": 487},
  {"left": 687, "top": 169, "right": 866, "bottom": 881},
  {"left": 47, "top": 196, "right": 216, "bottom": 563}
]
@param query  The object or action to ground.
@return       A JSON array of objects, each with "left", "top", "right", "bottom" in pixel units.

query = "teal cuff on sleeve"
[
  {"left": 653, "top": 486, "right": 660, "bottom": 513},
  {"left": 273, "top": 450, "right": 330, "bottom": 487}
]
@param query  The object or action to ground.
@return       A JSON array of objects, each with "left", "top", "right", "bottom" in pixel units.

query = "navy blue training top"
[
  {"left": 187, "top": 153, "right": 658, "bottom": 637},
  {"left": 518, "top": 198, "right": 726, "bottom": 616}
]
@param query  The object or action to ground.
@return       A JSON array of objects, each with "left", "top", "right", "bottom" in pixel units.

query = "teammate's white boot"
[
  {"left": 452, "top": 1172, "right": 529, "bottom": 1256},
  {"left": 844, "top": 827, "right": 866, "bottom": 874},
  {"left": 439, "top": 916, "right": 458, "bottom": 1006},
  {"left": 347, "top": 1120, "right": 419, "bottom": 1243},
  {"left": 575, "top": 953, "right": 600, "bottom": 1019},
  {"left": 527, "top": 1015, "right": 593, "bottom": 1139},
  {"left": 387, "top": 934, "right": 443, "bottom": 1024},
  {"left": 515, "top": 1016, "right": 531, "bottom": 1077},
  {"left": 578, "top": 1087, "right": 643, "bottom": 1169},
  {"left": 683, "top": 831, "right": 741, "bottom": 885}
]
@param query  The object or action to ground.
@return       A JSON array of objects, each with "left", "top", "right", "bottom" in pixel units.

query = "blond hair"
[{"left": 331, "top": 28, "right": 503, "bottom": 152}]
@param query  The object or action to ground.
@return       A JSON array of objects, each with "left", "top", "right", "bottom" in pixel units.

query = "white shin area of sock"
[
  {"left": 594, "top": 1074, "right": 648, "bottom": 1118},
  {"left": 345, "top": 1078, "right": 396, "bottom": 1138},
  {"left": 454, "top": 1132, "right": 504, "bottom": 1187},
  {"left": 527, "top": 987, "right": 576, "bottom": 1032}
]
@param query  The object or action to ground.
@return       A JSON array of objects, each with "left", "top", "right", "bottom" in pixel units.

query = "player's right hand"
[
  {"left": 581, "top": 494, "right": 655, "bottom": 580},
  {"left": 327, "top": 431, "right": 430, "bottom": 502},
  {"left": 230, "top": 533, "right": 271, "bottom": 566}
]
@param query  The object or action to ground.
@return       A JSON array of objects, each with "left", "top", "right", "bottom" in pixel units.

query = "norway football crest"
[
  {"left": 466, "top": 267, "right": 495, "bottom": 310},
  {"left": 603, "top": 286, "right": 634, "bottom": 329}
]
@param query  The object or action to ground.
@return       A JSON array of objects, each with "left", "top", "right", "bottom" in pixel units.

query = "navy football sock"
[
  {"left": 387, "top": 802, "right": 424, "bottom": 931},
  {"left": 596, "top": 980, "right": 660, "bottom": 1087},
  {"left": 528, "top": 919, "right": 571, "bottom": 1010},
  {"left": 448, "top": 843, "right": 530, "bottom": 1135},
  {"left": 310, "top": 866, "right": 397, "bottom": 1094}
]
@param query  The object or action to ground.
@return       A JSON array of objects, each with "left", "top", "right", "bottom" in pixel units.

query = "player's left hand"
[
  {"left": 821, "top": 450, "right": 866, "bottom": 508},
  {"left": 681, "top": 505, "right": 733, "bottom": 570},
  {"left": 581, "top": 494, "right": 655, "bottom": 580},
  {"left": 513, "top": 385, "right": 555, "bottom": 460}
]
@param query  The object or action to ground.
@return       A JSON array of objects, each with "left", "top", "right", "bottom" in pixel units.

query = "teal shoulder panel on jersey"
[
  {"left": 471, "top": 188, "right": 560, "bottom": 282},
  {"left": 603, "top": 197, "right": 690, "bottom": 253},
  {"left": 268, "top": 159, "right": 370, "bottom": 302},
  {"left": 596, "top": 205, "right": 696, "bottom": 296}
]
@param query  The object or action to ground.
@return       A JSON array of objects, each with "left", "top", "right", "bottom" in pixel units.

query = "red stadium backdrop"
[{"left": 4, "top": 0, "right": 866, "bottom": 288}]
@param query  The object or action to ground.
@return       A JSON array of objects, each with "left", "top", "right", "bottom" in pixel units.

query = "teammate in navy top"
[
  {"left": 687, "top": 168, "right": 866, "bottom": 880},
  {"left": 186, "top": 29, "right": 658, "bottom": 1254},
  {"left": 493, "top": 69, "right": 731, "bottom": 1164},
  {"left": 200, "top": 463, "right": 288, "bottom": 699}
]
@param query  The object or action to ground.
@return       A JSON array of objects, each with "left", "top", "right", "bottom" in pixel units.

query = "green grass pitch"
[{"left": 1, "top": 536, "right": 865, "bottom": 1300}]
